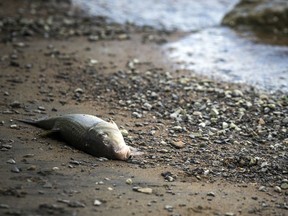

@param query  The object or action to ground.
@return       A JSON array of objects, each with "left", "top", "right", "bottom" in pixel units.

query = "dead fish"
[{"left": 19, "top": 114, "right": 142, "bottom": 160}]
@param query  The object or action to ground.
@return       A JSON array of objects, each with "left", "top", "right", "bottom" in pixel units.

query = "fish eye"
[
  {"left": 128, "top": 155, "right": 133, "bottom": 160},
  {"left": 99, "top": 131, "right": 108, "bottom": 138}
]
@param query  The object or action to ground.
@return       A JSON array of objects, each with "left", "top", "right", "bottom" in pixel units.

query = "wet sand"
[{"left": 0, "top": 1, "right": 287, "bottom": 216}]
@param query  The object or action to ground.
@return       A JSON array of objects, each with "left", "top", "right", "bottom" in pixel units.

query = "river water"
[{"left": 72, "top": 0, "right": 288, "bottom": 93}]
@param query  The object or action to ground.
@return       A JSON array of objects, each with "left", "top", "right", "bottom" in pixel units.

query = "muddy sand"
[{"left": 0, "top": 1, "right": 287, "bottom": 216}]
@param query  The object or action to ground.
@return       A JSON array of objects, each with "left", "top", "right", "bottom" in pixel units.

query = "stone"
[
  {"left": 164, "top": 205, "right": 173, "bottom": 212},
  {"left": 258, "top": 118, "right": 265, "bottom": 125},
  {"left": 0, "top": 204, "right": 10, "bottom": 209},
  {"left": 280, "top": 183, "right": 288, "bottom": 190},
  {"left": 120, "top": 129, "right": 129, "bottom": 137},
  {"left": 133, "top": 187, "right": 153, "bottom": 194},
  {"left": 207, "top": 192, "right": 215, "bottom": 197},
  {"left": 232, "top": 89, "right": 243, "bottom": 97},
  {"left": 6, "top": 159, "right": 16, "bottom": 164},
  {"left": 11, "top": 166, "right": 20, "bottom": 173},
  {"left": 222, "top": 0, "right": 288, "bottom": 35},
  {"left": 10, "top": 124, "right": 18, "bottom": 129},
  {"left": 210, "top": 108, "right": 219, "bottom": 116},
  {"left": 68, "top": 201, "right": 85, "bottom": 208},
  {"left": 94, "top": 199, "right": 102, "bottom": 206},
  {"left": 222, "top": 122, "right": 229, "bottom": 129},
  {"left": 10, "top": 101, "right": 21, "bottom": 108},
  {"left": 126, "top": 178, "right": 133, "bottom": 185},
  {"left": 274, "top": 186, "right": 282, "bottom": 193},
  {"left": 74, "top": 88, "right": 84, "bottom": 94},
  {"left": 225, "top": 212, "right": 235, "bottom": 216},
  {"left": 171, "top": 140, "right": 185, "bottom": 149}
]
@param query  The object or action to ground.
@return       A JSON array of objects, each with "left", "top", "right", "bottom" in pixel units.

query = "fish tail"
[{"left": 17, "top": 117, "right": 57, "bottom": 130}]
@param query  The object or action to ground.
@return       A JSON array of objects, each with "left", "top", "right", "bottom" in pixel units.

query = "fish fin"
[
  {"left": 17, "top": 116, "right": 56, "bottom": 130},
  {"left": 39, "top": 130, "right": 56, "bottom": 137},
  {"left": 17, "top": 119, "right": 37, "bottom": 125},
  {"left": 38, "top": 126, "right": 60, "bottom": 137}
]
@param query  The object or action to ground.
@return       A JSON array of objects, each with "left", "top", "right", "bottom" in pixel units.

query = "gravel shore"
[{"left": 0, "top": 1, "right": 287, "bottom": 215}]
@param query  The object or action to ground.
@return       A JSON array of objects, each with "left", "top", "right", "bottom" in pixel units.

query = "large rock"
[{"left": 222, "top": 0, "right": 288, "bottom": 35}]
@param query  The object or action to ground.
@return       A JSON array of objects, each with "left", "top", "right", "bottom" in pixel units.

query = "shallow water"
[
  {"left": 73, "top": 0, "right": 288, "bottom": 93},
  {"left": 72, "top": 0, "right": 237, "bottom": 31},
  {"left": 164, "top": 27, "right": 288, "bottom": 92}
]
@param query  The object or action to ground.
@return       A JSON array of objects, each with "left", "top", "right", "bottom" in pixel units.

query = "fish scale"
[{"left": 54, "top": 118, "right": 89, "bottom": 150}]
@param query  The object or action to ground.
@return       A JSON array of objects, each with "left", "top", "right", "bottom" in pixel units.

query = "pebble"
[
  {"left": 199, "top": 122, "right": 206, "bottom": 127},
  {"left": 193, "top": 111, "right": 202, "bottom": 116},
  {"left": 10, "top": 124, "right": 19, "bottom": 129},
  {"left": 166, "top": 176, "right": 174, "bottom": 182},
  {"left": 126, "top": 178, "right": 133, "bottom": 185},
  {"left": 133, "top": 187, "right": 153, "bottom": 194},
  {"left": 283, "top": 117, "right": 288, "bottom": 124},
  {"left": 274, "top": 186, "right": 282, "bottom": 193},
  {"left": 171, "top": 140, "right": 185, "bottom": 149},
  {"left": 164, "top": 205, "right": 173, "bottom": 212},
  {"left": 150, "top": 92, "right": 158, "bottom": 99},
  {"left": 68, "top": 201, "right": 85, "bottom": 208},
  {"left": 258, "top": 118, "right": 265, "bottom": 125},
  {"left": 222, "top": 122, "right": 229, "bottom": 129},
  {"left": 27, "top": 165, "right": 36, "bottom": 171},
  {"left": 132, "top": 112, "right": 142, "bottom": 118},
  {"left": 38, "top": 106, "right": 46, "bottom": 111},
  {"left": 120, "top": 129, "right": 129, "bottom": 137},
  {"left": 225, "top": 212, "right": 235, "bottom": 216},
  {"left": 96, "top": 181, "right": 104, "bottom": 185},
  {"left": 207, "top": 192, "right": 215, "bottom": 197},
  {"left": 70, "top": 160, "right": 80, "bottom": 165},
  {"left": 43, "top": 182, "right": 53, "bottom": 188},
  {"left": 94, "top": 199, "right": 102, "bottom": 206},
  {"left": 210, "top": 108, "right": 219, "bottom": 116},
  {"left": 280, "top": 183, "right": 288, "bottom": 190},
  {"left": 159, "top": 149, "right": 169, "bottom": 153},
  {"left": 89, "top": 59, "right": 98, "bottom": 65},
  {"left": 74, "top": 88, "right": 84, "bottom": 94},
  {"left": 23, "top": 154, "right": 35, "bottom": 158},
  {"left": 14, "top": 42, "right": 26, "bottom": 47},
  {"left": 10, "top": 101, "right": 21, "bottom": 108},
  {"left": 258, "top": 186, "right": 266, "bottom": 191},
  {"left": 118, "top": 33, "right": 129, "bottom": 40},
  {"left": 232, "top": 89, "right": 243, "bottom": 97},
  {"left": 11, "top": 166, "right": 20, "bottom": 173},
  {"left": 0, "top": 204, "right": 10, "bottom": 209},
  {"left": 143, "top": 102, "right": 152, "bottom": 110},
  {"left": 6, "top": 159, "right": 16, "bottom": 164},
  {"left": 88, "top": 35, "right": 99, "bottom": 41}
]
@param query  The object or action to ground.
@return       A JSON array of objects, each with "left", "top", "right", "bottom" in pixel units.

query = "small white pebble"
[{"left": 94, "top": 199, "right": 102, "bottom": 206}]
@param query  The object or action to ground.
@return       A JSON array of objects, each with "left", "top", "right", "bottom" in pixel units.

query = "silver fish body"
[{"left": 20, "top": 114, "right": 138, "bottom": 160}]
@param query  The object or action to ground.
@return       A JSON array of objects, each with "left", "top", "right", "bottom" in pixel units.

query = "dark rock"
[{"left": 222, "top": 0, "right": 288, "bottom": 35}]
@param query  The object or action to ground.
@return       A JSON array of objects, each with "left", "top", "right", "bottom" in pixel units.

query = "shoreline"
[{"left": 0, "top": 1, "right": 287, "bottom": 215}]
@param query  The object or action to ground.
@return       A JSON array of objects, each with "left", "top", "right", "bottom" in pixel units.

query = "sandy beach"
[{"left": 0, "top": 1, "right": 287, "bottom": 215}]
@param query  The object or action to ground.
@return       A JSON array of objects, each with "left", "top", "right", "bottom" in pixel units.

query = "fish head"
[{"left": 88, "top": 122, "right": 131, "bottom": 160}]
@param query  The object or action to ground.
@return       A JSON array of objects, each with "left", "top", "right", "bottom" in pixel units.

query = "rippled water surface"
[
  {"left": 73, "top": 0, "right": 288, "bottom": 93},
  {"left": 164, "top": 28, "right": 288, "bottom": 92},
  {"left": 72, "top": 0, "right": 237, "bottom": 31}
]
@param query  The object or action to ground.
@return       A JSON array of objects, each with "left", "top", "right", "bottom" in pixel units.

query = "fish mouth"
[{"left": 114, "top": 147, "right": 131, "bottom": 160}]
